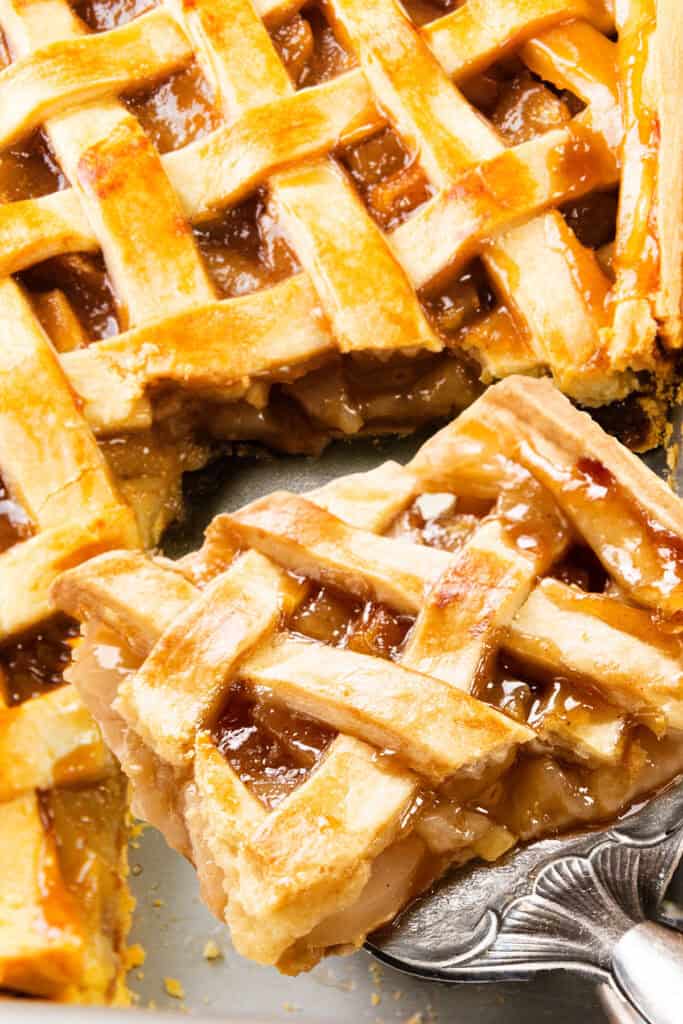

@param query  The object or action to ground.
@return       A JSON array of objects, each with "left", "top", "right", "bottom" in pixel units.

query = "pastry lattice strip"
[
  {"left": 0, "top": 0, "right": 668, "bottom": 437},
  {"left": 0, "top": 273, "right": 137, "bottom": 638},
  {"left": 54, "top": 376, "right": 683, "bottom": 973}
]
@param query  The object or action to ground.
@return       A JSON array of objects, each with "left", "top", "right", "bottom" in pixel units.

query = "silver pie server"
[{"left": 367, "top": 775, "right": 683, "bottom": 1024}]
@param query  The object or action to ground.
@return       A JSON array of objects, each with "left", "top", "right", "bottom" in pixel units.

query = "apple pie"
[
  {"left": 2, "top": 0, "right": 683, "bottom": 1000},
  {"left": 0, "top": 0, "right": 679, "bottom": 557},
  {"left": 53, "top": 377, "right": 683, "bottom": 975}
]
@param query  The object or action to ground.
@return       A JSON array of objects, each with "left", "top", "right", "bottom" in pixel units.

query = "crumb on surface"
[
  {"left": 124, "top": 943, "right": 145, "bottom": 970},
  {"left": 371, "top": 992, "right": 381, "bottom": 1006},
  {"left": 368, "top": 961, "right": 383, "bottom": 987},
  {"left": 203, "top": 939, "right": 222, "bottom": 960},
  {"left": 153, "top": 897, "right": 165, "bottom": 907},
  {"left": 164, "top": 976, "right": 185, "bottom": 999}
]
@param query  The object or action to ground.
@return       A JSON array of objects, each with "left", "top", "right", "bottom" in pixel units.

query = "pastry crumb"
[
  {"left": 124, "top": 943, "right": 145, "bottom": 970},
  {"left": 371, "top": 992, "right": 381, "bottom": 1006},
  {"left": 203, "top": 939, "right": 222, "bottom": 960},
  {"left": 152, "top": 898, "right": 165, "bottom": 908},
  {"left": 164, "top": 976, "right": 185, "bottom": 999},
  {"left": 368, "top": 962, "right": 383, "bottom": 986}
]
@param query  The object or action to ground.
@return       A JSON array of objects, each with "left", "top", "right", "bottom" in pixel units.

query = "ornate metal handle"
[{"left": 611, "top": 920, "right": 683, "bottom": 1023}]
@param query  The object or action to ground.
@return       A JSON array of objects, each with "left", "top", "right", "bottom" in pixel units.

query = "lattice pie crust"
[
  {"left": 0, "top": 0, "right": 680, "bottom": 558},
  {"left": 1, "top": 0, "right": 681, "bottom": 1002},
  {"left": 54, "top": 377, "right": 683, "bottom": 975}
]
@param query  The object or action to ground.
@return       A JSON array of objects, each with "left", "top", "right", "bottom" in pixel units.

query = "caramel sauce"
[
  {"left": 72, "top": 0, "right": 156, "bottom": 32},
  {"left": 0, "top": 131, "right": 66, "bottom": 202},
  {"left": 561, "top": 189, "right": 618, "bottom": 251},
  {"left": 0, "top": 616, "right": 78, "bottom": 706},
  {"left": 345, "top": 602, "right": 413, "bottom": 660},
  {"left": 21, "top": 254, "right": 120, "bottom": 341},
  {"left": 490, "top": 71, "right": 573, "bottom": 145},
  {"left": 213, "top": 684, "right": 334, "bottom": 809},
  {"left": 401, "top": 0, "right": 459, "bottom": 26},
  {"left": 35, "top": 792, "right": 84, "bottom": 937},
  {"left": 575, "top": 456, "right": 683, "bottom": 598},
  {"left": 496, "top": 469, "right": 569, "bottom": 562},
  {"left": 194, "top": 190, "right": 299, "bottom": 299},
  {"left": 459, "top": 71, "right": 504, "bottom": 116},
  {"left": 46, "top": 774, "right": 129, "bottom": 935},
  {"left": 0, "top": 475, "right": 33, "bottom": 554},
  {"left": 342, "top": 129, "right": 433, "bottom": 230},
  {"left": 212, "top": 580, "right": 411, "bottom": 799},
  {"left": 422, "top": 259, "right": 496, "bottom": 338},
  {"left": 551, "top": 543, "right": 609, "bottom": 593},
  {"left": 290, "top": 584, "right": 360, "bottom": 646},
  {"left": 271, "top": 8, "right": 355, "bottom": 89},
  {"left": 291, "top": 583, "right": 413, "bottom": 660},
  {"left": 390, "top": 492, "right": 490, "bottom": 552},
  {"left": 125, "top": 63, "right": 221, "bottom": 155},
  {"left": 479, "top": 654, "right": 534, "bottom": 724}
]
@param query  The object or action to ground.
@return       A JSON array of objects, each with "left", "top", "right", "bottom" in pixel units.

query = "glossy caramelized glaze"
[
  {"left": 0, "top": 476, "right": 32, "bottom": 554},
  {"left": 0, "top": 615, "right": 79, "bottom": 705},
  {"left": 213, "top": 684, "right": 334, "bottom": 809},
  {"left": 195, "top": 190, "right": 300, "bottom": 299},
  {"left": 270, "top": 6, "right": 356, "bottom": 89}
]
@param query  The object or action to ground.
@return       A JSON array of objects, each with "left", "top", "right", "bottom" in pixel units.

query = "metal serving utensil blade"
[{"left": 368, "top": 775, "right": 683, "bottom": 1023}]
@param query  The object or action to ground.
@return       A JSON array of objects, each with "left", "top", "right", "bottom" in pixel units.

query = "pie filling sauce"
[
  {"left": 0, "top": 614, "right": 79, "bottom": 706},
  {"left": 0, "top": 474, "right": 33, "bottom": 554}
]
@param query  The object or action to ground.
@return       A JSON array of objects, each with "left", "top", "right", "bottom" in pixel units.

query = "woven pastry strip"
[{"left": 55, "top": 377, "right": 683, "bottom": 975}]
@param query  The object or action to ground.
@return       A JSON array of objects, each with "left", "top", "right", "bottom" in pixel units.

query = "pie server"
[{"left": 368, "top": 774, "right": 683, "bottom": 1024}]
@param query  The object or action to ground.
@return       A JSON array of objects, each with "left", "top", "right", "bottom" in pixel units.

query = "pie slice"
[
  {"left": 53, "top": 376, "right": 683, "bottom": 976},
  {"left": 0, "top": 283, "right": 137, "bottom": 1002},
  {"left": 0, "top": 0, "right": 678, "bottom": 561}
]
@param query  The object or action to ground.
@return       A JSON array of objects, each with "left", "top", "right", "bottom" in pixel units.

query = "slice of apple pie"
[{"left": 53, "top": 376, "right": 683, "bottom": 974}]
